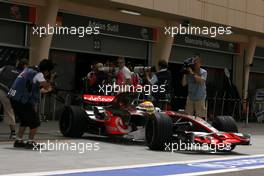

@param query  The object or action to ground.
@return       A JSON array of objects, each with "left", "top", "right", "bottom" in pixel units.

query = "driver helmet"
[{"left": 139, "top": 101, "right": 155, "bottom": 113}]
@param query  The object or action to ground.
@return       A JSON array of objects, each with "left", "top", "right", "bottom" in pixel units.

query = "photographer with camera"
[
  {"left": 8, "top": 59, "right": 55, "bottom": 149},
  {"left": 182, "top": 55, "right": 207, "bottom": 118}
]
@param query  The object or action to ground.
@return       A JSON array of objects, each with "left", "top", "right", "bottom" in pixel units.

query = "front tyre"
[
  {"left": 145, "top": 112, "right": 173, "bottom": 150},
  {"left": 212, "top": 116, "right": 238, "bottom": 132},
  {"left": 212, "top": 116, "right": 238, "bottom": 152}
]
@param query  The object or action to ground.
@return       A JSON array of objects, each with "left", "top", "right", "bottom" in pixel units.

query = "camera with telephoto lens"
[
  {"left": 133, "top": 66, "right": 151, "bottom": 75},
  {"left": 182, "top": 57, "right": 196, "bottom": 74},
  {"left": 100, "top": 67, "right": 118, "bottom": 73}
]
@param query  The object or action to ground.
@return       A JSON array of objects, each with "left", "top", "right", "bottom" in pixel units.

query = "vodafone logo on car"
[
  {"left": 115, "top": 117, "right": 131, "bottom": 133},
  {"left": 83, "top": 94, "right": 115, "bottom": 102}
]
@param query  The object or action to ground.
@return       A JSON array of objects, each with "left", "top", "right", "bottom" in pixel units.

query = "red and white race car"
[{"left": 59, "top": 92, "right": 250, "bottom": 152}]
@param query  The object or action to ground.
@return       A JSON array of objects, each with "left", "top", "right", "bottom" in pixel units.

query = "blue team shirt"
[{"left": 187, "top": 68, "right": 207, "bottom": 101}]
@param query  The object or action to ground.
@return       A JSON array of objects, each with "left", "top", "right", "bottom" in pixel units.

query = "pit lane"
[{"left": 0, "top": 121, "right": 263, "bottom": 176}]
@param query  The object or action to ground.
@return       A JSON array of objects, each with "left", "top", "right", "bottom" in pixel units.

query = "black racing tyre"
[
  {"left": 145, "top": 112, "right": 173, "bottom": 151},
  {"left": 59, "top": 106, "right": 86, "bottom": 138},
  {"left": 212, "top": 116, "right": 238, "bottom": 152},
  {"left": 212, "top": 116, "right": 238, "bottom": 133}
]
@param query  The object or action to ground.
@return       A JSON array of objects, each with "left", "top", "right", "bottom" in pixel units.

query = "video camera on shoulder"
[{"left": 182, "top": 57, "right": 196, "bottom": 74}]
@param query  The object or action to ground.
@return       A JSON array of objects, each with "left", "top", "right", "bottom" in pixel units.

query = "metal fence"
[{"left": 37, "top": 90, "right": 264, "bottom": 124}]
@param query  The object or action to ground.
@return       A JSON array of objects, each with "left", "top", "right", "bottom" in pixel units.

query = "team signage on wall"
[
  {"left": 174, "top": 34, "right": 240, "bottom": 54},
  {"left": 58, "top": 12, "right": 156, "bottom": 42}
]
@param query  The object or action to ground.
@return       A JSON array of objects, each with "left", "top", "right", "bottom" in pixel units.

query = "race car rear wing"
[{"left": 83, "top": 94, "right": 115, "bottom": 103}]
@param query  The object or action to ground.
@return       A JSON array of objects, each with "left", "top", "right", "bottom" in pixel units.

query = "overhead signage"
[
  {"left": 59, "top": 13, "right": 155, "bottom": 41},
  {"left": 174, "top": 34, "right": 239, "bottom": 54}
]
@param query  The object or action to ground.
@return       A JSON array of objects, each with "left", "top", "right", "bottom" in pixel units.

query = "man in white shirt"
[{"left": 116, "top": 57, "right": 132, "bottom": 85}]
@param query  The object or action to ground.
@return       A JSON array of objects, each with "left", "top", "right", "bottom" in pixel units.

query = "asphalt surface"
[{"left": 0, "top": 121, "right": 263, "bottom": 176}]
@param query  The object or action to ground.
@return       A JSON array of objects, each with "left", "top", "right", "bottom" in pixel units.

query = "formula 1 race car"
[{"left": 59, "top": 92, "right": 250, "bottom": 152}]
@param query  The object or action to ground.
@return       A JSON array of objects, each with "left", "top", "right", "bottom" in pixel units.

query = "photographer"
[
  {"left": 182, "top": 55, "right": 207, "bottom": 118},
  {"left": 8, "top": 59, "right": 55, "bottom": 149}
]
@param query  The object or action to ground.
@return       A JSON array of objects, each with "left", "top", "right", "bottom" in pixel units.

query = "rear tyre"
[
  {"left": 145, "top": 112, "right": 173, "bottom": 151},
  {"left": 59, "top": 106, "right": 86, "bottom": 138}
]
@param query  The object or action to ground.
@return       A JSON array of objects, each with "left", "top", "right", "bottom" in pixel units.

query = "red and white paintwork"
[
  {"left": 166, "top": 111, "right": 250, "bottom": 146},
  {"left": 82, "top": 94, "right": 250, "bottom": 146}
]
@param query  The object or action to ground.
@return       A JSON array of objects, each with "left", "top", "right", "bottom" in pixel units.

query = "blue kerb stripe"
[{"left": 53, "top": 156, "right": 264, "bottom": 176}]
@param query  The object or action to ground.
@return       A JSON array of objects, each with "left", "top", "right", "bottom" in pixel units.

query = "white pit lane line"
[{"left": 2, "top": 154, "right": 264, "bottom": 176}]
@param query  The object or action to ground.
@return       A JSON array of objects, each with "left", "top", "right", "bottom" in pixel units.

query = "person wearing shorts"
[
  {"left": 182, "top": 55, "right": 207, "bottom": 118},
  {"left": 8, "top": 59, "right": 54, "bottom": 149}
]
